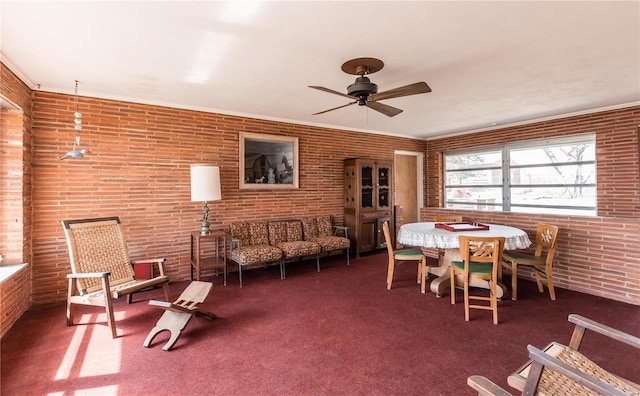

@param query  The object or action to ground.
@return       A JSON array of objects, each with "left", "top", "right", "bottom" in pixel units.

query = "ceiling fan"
[{"left": 309, "top": 57, "right": 431, "bottom": 117}]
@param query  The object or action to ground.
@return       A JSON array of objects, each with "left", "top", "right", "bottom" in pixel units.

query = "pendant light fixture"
[{"left": 59, "top": 80, "right": 87, "bottom": 160}]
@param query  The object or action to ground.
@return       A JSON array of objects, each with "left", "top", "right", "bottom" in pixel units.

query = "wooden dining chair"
[
  {"left": 435, "top": 215, "right": 464, "bottom": 223},
  {"left": 500, "top": 223, "right": 559, "bottom": 301},
  {"left": 382, "top": 221, "right": 427, "bottom": 292},
  {"left": 450, "top": 236, "right": 505, "bottom": 324},
  {"left": 422, "top": 215, "right": 464, "bottom": 265}
]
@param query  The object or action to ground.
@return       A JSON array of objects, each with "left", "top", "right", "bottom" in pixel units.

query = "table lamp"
[{"left": 190, "top": 164, "right": 222, "bottom": 235}]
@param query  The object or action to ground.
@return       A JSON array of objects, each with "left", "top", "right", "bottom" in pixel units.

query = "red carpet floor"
[{"left": 2, "top": 252, "right": 639, "bottom": 395}]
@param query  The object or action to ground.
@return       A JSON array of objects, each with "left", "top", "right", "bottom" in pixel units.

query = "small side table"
[{"left": 190, "top": 230, "right": 227, "bottom": 285}]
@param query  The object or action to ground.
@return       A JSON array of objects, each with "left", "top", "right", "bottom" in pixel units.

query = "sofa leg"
[{"left": 316, "top": 255, "right": 320, "bottom": 272}]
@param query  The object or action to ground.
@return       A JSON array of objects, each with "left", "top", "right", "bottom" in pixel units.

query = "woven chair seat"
[
  {"left": 538, "top": 347, "right": 640, "bottom": 395},
  {"left": 78, "top": 276, "right": 170, "bottom": 299}
]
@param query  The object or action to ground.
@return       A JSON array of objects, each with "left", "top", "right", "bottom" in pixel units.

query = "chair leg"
[
  {"left": 66, "top": 300, "right": 74, "bottom": 327},
  {"left": 162, "top": 282, "right": 170, "bottom": 301},
  {"left": 511, "top": 262, "right": 518, "bottom": 301},
  {"left": 144, "top": 311, "right": 192, "bottom": 351},
  {"left": 490, "top": 279, "right": 498, "bottom": 325},
  {"left": 316, "top": 255, "right": 320, "bottom": 272},
  {"left": 546, "top": 269, "right": 556, "bottom": 301},
  {"left": 100, "top": 276, "right": 117, "bottom": 338},
  {"left": 346, "top": 248, "right": 350, "bottom": 266},
  {"left": 417, "top": 261, "right": 422, "bottom": 284},
  {"left": 536, "top": 266, "right": 556, "bottom": 301},
  {"left": 67, "top": 278, "right": 74, "bottom": 326},
  {"left": 463, "top": 276, "right": 470, "bottom": 322},
  {"left": 534, "top": 269, "right": 544, "bottom": 292},
  {"left": 239, "top": 265, "right": 244, "bottom": 288},
  {"left": 386, "top": 258, "right": 395, "bottom": 290},
  {"left": 420, "top": 259, "right": 427, "bottom": 294},
  {"left": 450, "top": 266, "right": 456, "bottom": 304}
]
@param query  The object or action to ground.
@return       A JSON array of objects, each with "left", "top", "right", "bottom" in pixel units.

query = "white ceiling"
[{"left": 2, "top": 1, "right": 639, "bottom": 139}]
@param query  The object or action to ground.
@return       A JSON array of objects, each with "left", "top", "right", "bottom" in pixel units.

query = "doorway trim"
[{"left": 394, "top": 150, "right": 424, "bottom": 211}]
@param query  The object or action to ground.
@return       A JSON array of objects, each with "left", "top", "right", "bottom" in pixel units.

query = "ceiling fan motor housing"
[{"left": 347, "top": 76, "right": 378, "bottom": 105}]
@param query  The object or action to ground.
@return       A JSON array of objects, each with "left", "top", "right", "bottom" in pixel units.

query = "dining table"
[{"left": 397, "top": 222, "right": 532, "bottom": 298}]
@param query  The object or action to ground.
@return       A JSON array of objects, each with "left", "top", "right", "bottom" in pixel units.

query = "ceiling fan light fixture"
[{"left": 347, "top": 76, "right": 377, "bottom": 100}]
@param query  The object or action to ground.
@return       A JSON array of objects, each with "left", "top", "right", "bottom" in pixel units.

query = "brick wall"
[
  {"left": 0, "top": 63, "right": 33, "bottom": 337},
  {"left": 2, "top": 59, "right": 639, "bottom": 342},
  {"left": 0, "top": 266, "right": 30, "bottom": 339},
  {"left": 28, "top": 91, "right": 426, "bottom": 303},
  {"left": 1, "top": 110, "right": 25, "bottom": 262},
  {"left": 422, "top": 106, "right": 640, "bottom": 305}
]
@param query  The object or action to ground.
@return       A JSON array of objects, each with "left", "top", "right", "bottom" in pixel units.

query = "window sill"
[{"left": 0, "top": 263, "right": 27, "bottom": 283}]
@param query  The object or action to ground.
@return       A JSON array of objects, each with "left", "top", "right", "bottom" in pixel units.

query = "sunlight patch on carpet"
[{"left": 54, "top": 312, "right": 125, "bottom": 382}]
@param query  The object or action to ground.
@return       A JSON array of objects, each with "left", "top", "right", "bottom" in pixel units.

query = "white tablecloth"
[{"left": 397, "top": 222, "right": 532, "bottom": 251}]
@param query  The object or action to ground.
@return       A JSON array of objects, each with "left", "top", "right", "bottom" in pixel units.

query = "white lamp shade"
[{"left": 190, "top": 164, "right": 222, "bottom": 202}]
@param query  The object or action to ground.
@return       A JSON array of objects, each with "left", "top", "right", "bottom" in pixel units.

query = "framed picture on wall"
[{"left": 239, "top": 132, "right": 299, "bottom": 190}]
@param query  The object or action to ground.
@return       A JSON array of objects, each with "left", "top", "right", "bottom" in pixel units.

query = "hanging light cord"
[
  {"left": 74, "top": 80, "right": 79, "bottom": 113},
  {"left": 74, "top": 80, "right": 82, "bottom": 146}
]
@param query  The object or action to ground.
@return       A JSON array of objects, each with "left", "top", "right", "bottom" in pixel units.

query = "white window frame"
[{"left": 443, "top": 133, "right": 596, "bottom": 215}]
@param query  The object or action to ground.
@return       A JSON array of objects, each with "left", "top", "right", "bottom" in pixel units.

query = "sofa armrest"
[
  {"left": 230, "top": 238, "right": 241, "bottom": 254},
  {"left": 333, "top": 225, "right": 348, "bottom": 238}
]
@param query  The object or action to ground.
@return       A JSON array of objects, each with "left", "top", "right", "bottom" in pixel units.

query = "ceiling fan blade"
[
  {"left": 366, "top": 101, "right": 403, "bottom": 117},
  {"left": 308, "top": 86, "right": 356, "bottom": 100},
  {"left": 312, "top": 101, "right": 357, "bottom": 115},
  {"left": 369, "top": 82, "right": 431, "bottom": 102}
]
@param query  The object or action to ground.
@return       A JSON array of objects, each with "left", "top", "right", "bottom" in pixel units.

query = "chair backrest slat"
[
  {"left": 459, "top": 235, "right": 504, "bottom": 266},
  {"left": 535, "top": 223, "right": 559, "bottom": 264},
  {"left": 382, "top": 221, "right": 395, "bottom": 256},
  {"left": 435, "top": 215, "right": 463, "bottom": 223}
]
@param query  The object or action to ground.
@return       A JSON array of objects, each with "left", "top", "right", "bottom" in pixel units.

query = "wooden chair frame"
[
  {"left": 428, "top": 215, "right": 464, "bottom": 265},
  {"left": 62, "top": 217, "right": 171, "bottom": 338},
  {"left": 144, "top": 281, "right": 217, "bottom": 351},
  {"left": 468, "top": 314, "right": 640, "bottom": 395},
  {"left": 451, "top": 236, "right": 505, "bottom": 324},
  {"left": 383, "top": 221, "right": 427, "bottom": 292},
  {"left": 500, "top": 223, "right": 559, "bottom": 301}
]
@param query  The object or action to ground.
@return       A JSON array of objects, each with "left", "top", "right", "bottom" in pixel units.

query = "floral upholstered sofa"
[
  {"left": 268, "top": 220, "right": 321, "bottom": 279},
  {"left": 229, "top": 221, "right": 283, "bottom": 287},
  {"left": 228, "top": 216, "right": 350, "bottom": 287},
  {"left": 301, "top": 215, "right": 350, "bottom": 266}
]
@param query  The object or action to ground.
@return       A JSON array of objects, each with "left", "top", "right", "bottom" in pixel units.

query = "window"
[{"left": 444, "top": 134, "right": 596, "bottom": 215}]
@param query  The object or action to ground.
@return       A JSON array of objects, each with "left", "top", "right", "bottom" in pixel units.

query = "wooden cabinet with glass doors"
[{"left": 344, "top": 158, "right": 393, "bottom": 258}]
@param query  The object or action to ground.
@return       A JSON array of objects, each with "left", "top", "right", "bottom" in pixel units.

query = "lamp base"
[{"left": 199, "top": 201, "right": 211, "bottom": 235}]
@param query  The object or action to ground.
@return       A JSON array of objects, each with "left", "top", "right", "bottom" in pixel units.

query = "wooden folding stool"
[{"left": 143, "top": 281, "right": 217, "bottom": 351}]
